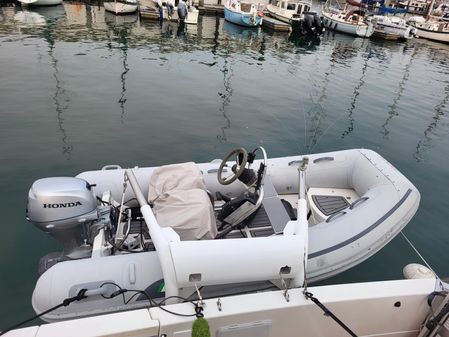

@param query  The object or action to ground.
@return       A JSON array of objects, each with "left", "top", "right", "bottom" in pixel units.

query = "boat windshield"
[{"left": 287, "top": 2, "right": 296, "bottom": 10}]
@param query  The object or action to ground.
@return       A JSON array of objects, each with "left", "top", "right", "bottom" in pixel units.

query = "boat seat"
[
  {"left": 222, "top": 177, "right": 292, "bottom": 238},
  {"left": 148, "top": 162, "right": 217, "bottom": 241},
  {"left": 307, "top": 187, "right": 358, "bottom": 224}
]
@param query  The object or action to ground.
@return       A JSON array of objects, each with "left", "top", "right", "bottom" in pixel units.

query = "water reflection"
[
  {"left": 382, "top": 45, "right": 418, "bottom": 138},
  {"left": 222, "top": 21, "right": 259, "bottom": 40},
  {"left": 341, "top": 45, "right": 371, "bottom": 138},
  {"left": 415, "top": 84, "right": 449, "bottom": 162},
  {"left": 12, "top": 7, "right": 75, "bottom": 158},
  {"left": 288, "top": 32, "right": 320, "bottom": 49},
  {"left": 13, "top": 10, "right": 46, "bottom": 27},
  {"left": 104, "top": 11, "right": 136, "bottom": 121},
  {"left": 217, "top": 57, "right": 233, "bottom": 142},
  {"left": 43, "top": 8, "right": 75, "bottom": 159},
  {"left": 328, "top": 33, "right": 365, "bottom": 65}
]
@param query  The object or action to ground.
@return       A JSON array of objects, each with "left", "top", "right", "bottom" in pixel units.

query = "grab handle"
[
  {"left": 288, "top": 159, "right": 303, "bottom": 166},
  {"left": 101, "top": 164, "right": 122, "bottom": 170},
  {"left": 313, "top": 156, "right": 334, "bottom": 164},
  {"left": 326, "top": 211, "right": 346, "bottom": 223},
  {"left": 349, "top": 197, "right": 369, "bottom": 210}
]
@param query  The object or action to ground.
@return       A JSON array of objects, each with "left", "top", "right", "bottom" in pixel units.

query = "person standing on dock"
[
  {"left": 155, "top": 0, "right": 163, "bottom": 22},
  {"left": 166, "top": 0, "right": 174, "bottom": 20},
  {"left": 177, "top": 0, "right": 188, "bottom": 24}
]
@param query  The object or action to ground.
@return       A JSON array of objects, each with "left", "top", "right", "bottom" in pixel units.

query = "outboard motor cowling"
[{"left": 27, "top": 177, "right": 98, "bottom": 259}]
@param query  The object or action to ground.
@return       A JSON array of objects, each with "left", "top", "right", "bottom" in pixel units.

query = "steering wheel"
[{"left": 217, "top": 147, "right": 248, "bottom": 185}]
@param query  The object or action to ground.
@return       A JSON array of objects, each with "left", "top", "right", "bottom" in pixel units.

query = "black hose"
[{"left": 0, "top": 289, "right": 88, "bottom": 336}]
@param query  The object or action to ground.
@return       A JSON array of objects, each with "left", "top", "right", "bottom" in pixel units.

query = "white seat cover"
[{"left": 148, "top": 162, "right": 217, "bottom": 240}]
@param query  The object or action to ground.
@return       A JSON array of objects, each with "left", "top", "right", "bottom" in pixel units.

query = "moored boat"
[
  {"left": 266, "top": 0, "right": 310, "bottom": 23},
  {"left": 224, "top": 0, "right": 263, "bottom": 27},
  {"left": 26, "top": 147, "right": 419, "bottom": 322},
  {"left": 267, "top": 0, "right": 323, "bottom": 34},
  {"left": 368, "top": 15, "right": 417, "bottom": 40},
  {"left": 321, "top": 0, "right": 374, "bottom": 37},
  {"left": 104, "top": 0, "right": 138, "bottom": 15},
  {"left": 407, "top": 15, "right": 449, "bottom": 43},
  {"left": 8, "top": 266, "right": 449, "bottom": 337}
]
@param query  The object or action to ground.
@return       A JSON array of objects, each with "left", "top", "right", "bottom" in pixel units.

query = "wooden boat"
[
  {"left": 26, "top": 147, "right": 419, "bottom": 321},
  {"left": 368, "top": 15, "right": 417, "bottom": 40},
  {"left": 224, "top": 0, "right": 263, "bottom": 27},
  {"left": 406, "top": 0, "right": 449, "bottom": 44},
  {"left": 407, "top": 16, "right": 449, "bottom": 43},
  {"left": 104, "top": 0, "right": 138, "bottom": 15},
  {"left": 321, "top": 0, "right": 374, "bottom": 37}
]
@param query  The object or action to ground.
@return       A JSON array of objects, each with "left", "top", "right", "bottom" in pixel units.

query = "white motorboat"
[
  {"left": 321, "top": 0, "right": 374, "bottom": 37},
  {"left": 104, "top": 0, "right": 138, "bottom": 15},
  {"left": 8, "top": 264, "right": 449, "bottom": 337},
  {"left": 368, "top": 15, "right": 417, "bottom": 40},
  {"left": 407, "top": 15, "right": 449, "bottom": 43},
  {"left": 17, "top": 0, "right": 62, "bottom": 6},
  {"left": 266, "top": 0, "right": 310, "bottom": 23},
  {"left": 267, "top": 0, "right": 323, "bottom": 34},
  {"left": 26, "top": 147, "right": 419, "bottom": 322}
]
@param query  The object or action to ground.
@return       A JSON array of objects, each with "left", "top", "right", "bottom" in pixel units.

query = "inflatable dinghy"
[{"left": 27, "top": 147, "right": 420, "bottom": 321}]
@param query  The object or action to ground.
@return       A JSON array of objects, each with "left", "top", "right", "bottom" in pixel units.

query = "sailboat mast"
[
  {"left": 402, "top": 0, "right": 410, "bottom": 17},
  {"left": 426, "top": 0, "right": 435, "bottom": 18}
]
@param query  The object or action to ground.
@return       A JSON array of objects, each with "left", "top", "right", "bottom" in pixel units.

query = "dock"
[
  {"left": 262, "top": 16, "right": 291, "bottom": 32},
  {"left": 138, "top": 0, "right": 291, "bottom": 33},
  {"left": 198, "top": 4, "right": 224, "bottom": 15}
]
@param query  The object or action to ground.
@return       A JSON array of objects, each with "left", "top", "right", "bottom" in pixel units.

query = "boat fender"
[
  {"left": 403, "top": 263, "right": 435, "bottom": 279},
  {"left": 192, "top": 305, "right": 211, "bottom": 337}
]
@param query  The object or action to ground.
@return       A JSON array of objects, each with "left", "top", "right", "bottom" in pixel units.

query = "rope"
[
  {"left": 400, "top": 231, "right": 439, "bottom": 279},
  {"left": 0, "top": 289, "right": 88, "bottom": 336},
  {"left": 303, "top": 291, "right": 358, "bottom": 337},
  {"left": 0, "top": 283, "right": 202, "bottom": 336}
]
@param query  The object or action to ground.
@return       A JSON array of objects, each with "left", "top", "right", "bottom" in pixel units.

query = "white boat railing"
[{"left": 125, "top": 169, "right": 180, "bottom": 301}]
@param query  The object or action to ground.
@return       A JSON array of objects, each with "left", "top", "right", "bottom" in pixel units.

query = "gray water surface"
[{"left": 1, "top": 3, "right": 449, "bottom": 329}]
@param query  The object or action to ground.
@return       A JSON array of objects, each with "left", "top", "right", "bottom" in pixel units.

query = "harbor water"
[{"left": 1, "top": 2, "right": 449, "bottom": 329}]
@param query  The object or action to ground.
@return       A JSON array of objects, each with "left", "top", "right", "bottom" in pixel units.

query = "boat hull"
[
  {"left": 415, "top": 27, "right": 449, "bottom": 43},
  {"left": 18, "top": 0, "right": 62, "bottom": 6},
  {"left": 322, "top": 10, "right": 374, "bottom": 37},
  {"left": 22, "top": 278, "right": 438, "bottom": 337},
  {"left": 370, "top": 16, "right": 415, "bottom": 40},
  {"left": 266, "top": 4, "right": 293, "bottom": 23},
  {"left": 104, "top": 1, "right": 138, "bottom": 15},
  {"left": 224, "top": 6, "right": 262, "bottom": 27}
]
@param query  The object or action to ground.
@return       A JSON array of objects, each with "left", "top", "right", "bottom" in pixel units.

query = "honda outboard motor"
[{"left": 27, "top": 177, "right": 99, "bottom": 261}]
